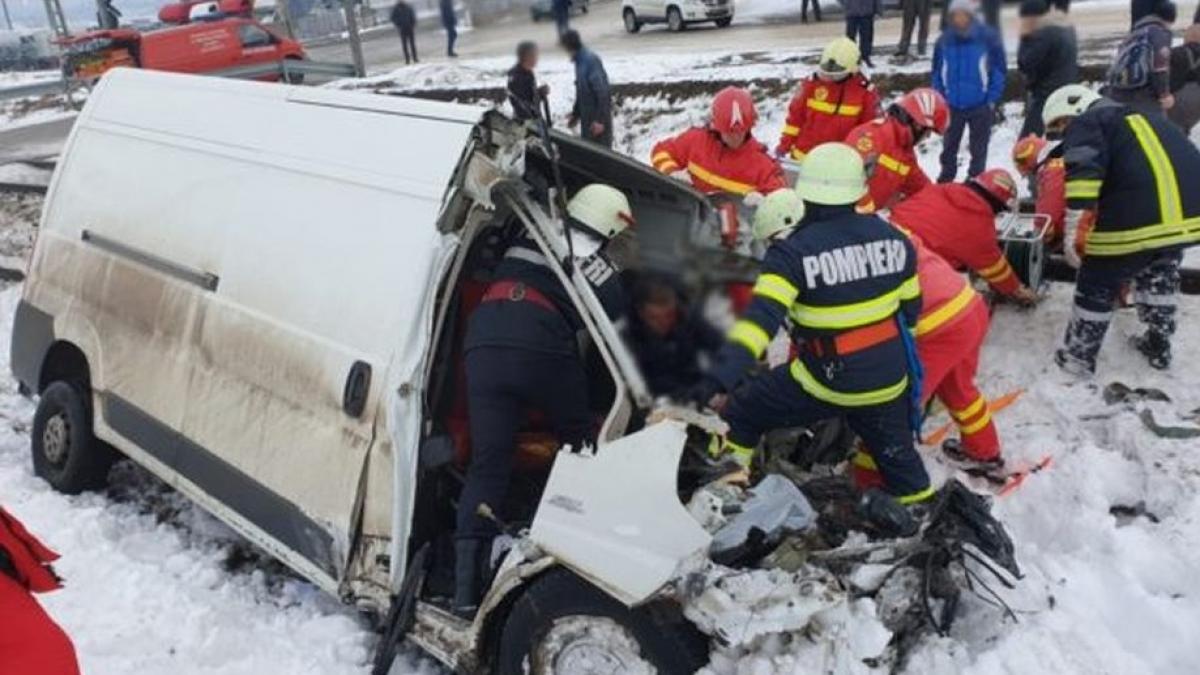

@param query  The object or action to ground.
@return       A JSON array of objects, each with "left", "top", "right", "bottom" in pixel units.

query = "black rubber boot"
[
  {"left": 1132, "top": 331, "right": 1171, "bottom": 370},
  {"left": 452, "top": 539, "right": 485, "bottom": 619},
  {"left": 858, "top": 488, "right": 920, "bottom": 539}
]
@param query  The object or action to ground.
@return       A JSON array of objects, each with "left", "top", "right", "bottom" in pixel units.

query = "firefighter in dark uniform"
[
  {"left": 1044, "top": 84, "right": 1200, "bottom": 374},
  {"left": 455, "top": 184, "right": 633, "bottom": 615},
  {"left": 690, "top": 142, "right": 934, "bottom": 507}
]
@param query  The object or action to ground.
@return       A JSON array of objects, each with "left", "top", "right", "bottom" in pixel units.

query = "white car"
[{"left": 622, "top": 0, "right": 733, "bottom": 33}]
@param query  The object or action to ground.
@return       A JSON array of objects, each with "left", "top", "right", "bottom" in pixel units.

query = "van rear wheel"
[
  {"left": 496, "top": 570, "right": 707, "bottom": 675},
  {"left": 32, "top": 381, "right": 114, "bottom": 494}
]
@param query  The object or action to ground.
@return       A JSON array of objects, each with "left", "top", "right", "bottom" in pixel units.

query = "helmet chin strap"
[{"left": 562, "top": 219, "right": 605, "bottom": 259}]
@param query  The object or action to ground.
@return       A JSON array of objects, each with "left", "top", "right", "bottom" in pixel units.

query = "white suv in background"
[{"left": 622, "top": 0, "right": 733, "bottom": 33}]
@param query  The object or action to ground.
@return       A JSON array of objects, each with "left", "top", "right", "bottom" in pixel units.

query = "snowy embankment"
[{"left": 2, "top": 52, "right": 1199, "bottom": 674}]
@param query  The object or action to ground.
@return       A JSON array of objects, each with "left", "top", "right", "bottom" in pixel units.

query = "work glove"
[
  {"left": 742, "top": 191, "right": 765, "bottom": 207},
  {"left": 1011, "top": 285, "right": 1039, "bottom": 307},
  {"left": 687, "top": 377, "right": 725, "bottom": 411},
  {"left": 1062, "top": 209, "right": 1090, "bottom": 269}
]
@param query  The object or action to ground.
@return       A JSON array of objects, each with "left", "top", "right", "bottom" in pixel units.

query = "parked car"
[
  {"left": 622, "top": 0, "right": 733, "bottom": 33},
  {"left": 530, "top": 0, "right": 589, "bottom": 21},
  {"left": 12, "top": 68, "right": 780, "bottom": 674},
  {"left": 58, "top": 16, "right": 304, "bottom": 83}
]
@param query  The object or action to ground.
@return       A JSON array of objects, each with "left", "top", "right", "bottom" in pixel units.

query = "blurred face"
[
  {"left": 721, "top": 130, "right": 748, "bottom": 149},
  {"left": 522, "top": 47, "right": 540, "bottom": 69},
  {"left": 1019, "top": 16, "right": 1037, "bottom": 35},
  {"left": 950, "top": 9, "right": 972, "bottom": 32},
  {"left": 1186, "top": 24, "right": 1200, "bottom": 44},
  {"left": 638, "top": 299, "right": 679, "bottom": 337},
  {"left": 1045, "top": 117, "right": 1071, "bottom": 140}
]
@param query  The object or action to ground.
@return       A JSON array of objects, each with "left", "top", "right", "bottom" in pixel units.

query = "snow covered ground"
[{"left": 3, "top": 47, "right": 1200, "bottom": 675}]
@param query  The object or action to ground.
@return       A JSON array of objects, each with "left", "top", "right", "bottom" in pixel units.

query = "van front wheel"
[
  {"left": 32, "top": 381, "right": 114, "bottom": 494},
  {"left": 496, "top": 570, "right": 707, "bottom": 675}
]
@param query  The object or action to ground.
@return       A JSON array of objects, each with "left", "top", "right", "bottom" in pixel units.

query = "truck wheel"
[
  {"left": 715, "top": 16, "right": 732, "bottom": 27},
  {"left": 32, "top": 381, "right": 114, "bottom": 494},
  {"left": 667, "top": 6, "right": 685, "bottom": 32},
  {"left": 283, "top": 59, "right": 305, "bottom": 85},
  {"left": 623, "top": 8, "right": 641, "bottom": 33},
  {"left": 496, "top": 570, "right": 708, "bottom": 675}
]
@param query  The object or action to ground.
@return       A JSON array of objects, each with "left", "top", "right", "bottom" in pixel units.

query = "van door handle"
[{"left": 343, "top": 361, "right": 372, "bottom": 418}]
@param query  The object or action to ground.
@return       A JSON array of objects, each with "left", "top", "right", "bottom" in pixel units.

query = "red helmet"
[
  {"left": 971, "top": 168, "right": 1019, "bottom": 211},
  {"left": 710, "top": 86, "right": 757, "bottom": 134},
  {"left": 1011, "top": 134, "right": 1048, "bottom": 177},
  {"left": 894, "top": 88, "right": 950, "bottom": 135}
]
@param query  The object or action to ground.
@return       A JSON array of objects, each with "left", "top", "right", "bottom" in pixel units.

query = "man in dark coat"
[
  {"left": 1105, "top": 0, "right": 1176, "bottom": 112},
  {"left": 562, "top": 30, "right": 613, "bottom": 148},
  {"left": 390, "top": 0, "right": 418, "bottom": 65},
  {"left": 1169, "top": 18, "right": 1200, "bottom": 133},
  {"left": 1017, "top": 0, "right": 1078, "bottom": 136},
  {"left": 508, "top": 41, "right": 549, "bottom": 123},
  {"left": 843, "top": 0, "right": 881, "bottom": 68},
  {"left": 439, "top": 0, "right": 458, "bottom": 58},
  {"left": 553, "top": 0, "right": 571, "bottom": 35},
  {"left": 623, "top": 276, "right": 723, "bottom": 398}
]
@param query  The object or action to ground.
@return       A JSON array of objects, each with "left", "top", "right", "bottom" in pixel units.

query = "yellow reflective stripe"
[
  {"left": 950, "top": 395, "right": 987, "bottom": 422},
  {"left": 789, "top": 359, "right": 908, "bottom": 407},
  {"left": 807, "top": 99, "right": 863, "bottom": 116},
  {"left": 851, "top": 450, "right": 878, "bottom": 470},
  {"left": 781, "top": 124, "right": 800, "bottom": 136},
  {"left": 1127, "top": 114, "right": 1183, "bottom": 224},
  {"left": 728, "top": 319, "right": 771, "bottom": 357},
  {"left": 1084, "top": 217, "right": 1200, "bottom": 255},
  {"left": 687, "top": 161, "right": 755, "bottom": 195},
  {"left": 651, "top": 151, "right": 674, "bottom": 165},
  {"left": 978, "top": 257, "right": 1010, "bottom": 278},
  {"left": 915, "top": 283, "right": 977, "bottom": 336},
  {"left": 898, "top": 485, "right": 937, "bottom": 505},
  {"left": 752, "top": 273, "right": 800, "bottom": 307},
  {"left": 790, "top": 288, "right": 902, "bottom": 329},
  {"left": 959, "top": 409, "right": 993, "bottom": 436},
  {"left": 899, "top": 273, "right": 920, "bottom": 301},
  {"left": 789, "top": 148, "right": 807, "bottom": 161},
  {"left": 724, "top": 440, "right": 756, "bottom": 466},
  {"left": 877, "top": 153, "right": 911, "bottom": 176},
  {"left": 657, "top": 161, "right": 681, "bottom": 174},
  {"left": 1064, "top": 179, "right": 1102, "bottom": 200}
]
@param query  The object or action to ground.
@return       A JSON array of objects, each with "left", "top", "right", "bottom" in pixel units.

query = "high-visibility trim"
[
  {"left": 959, "top": 409, "right": 993, "bottom": 436},
  {"left": 781, "top": 124, "right": 800, "bottom": 137},
  {"left": 1084, "top": 217, "right": 1200, "bottom": 256},
  {"left": 915, "top": 283, "right": 977, "bottom": 336},
  {"left": 752, "top": 273, "right": 800, "bottom": 307},
  {"left": 978, "top": 257, "right": 1010, "bottom": 279},
  {"left": 789, "top": 359, "right": 908, "bottom": 407},
  {"left": 687, "top": 161, "right": 755, "bottom": 195},
  {"left": 1127, "top": 114, "right": 1183, "bottom": 225},
  {"left": 898, "top": 485, "right": 937, "bottom": 505},
  {"left": 728, "top": 319, "right": 772, "bottom": 357},
  {"left": 651, "top": 151, "right": 674, "bottom": 166},
  {"left": 656, "top": 161, "right": 681, "bottom": 174},
  {"left": 950, "top": 395, "right": 987, "bottom": 422},
  {"left": 1064, "top": 179, "right": 1102, "bottom": 200},
  {"left": 983, "top": 266, "right": 1015, "bottom": 283},
  {"left": 899, "top": 273, "right": 920, "bottom": 300},
  {"left": 807, "top": 99, "right": 863, "bottom": 116},
  {"left": 789, "top": 149, "right": 807, "bottom": 161},
  {"left": 877, "top": 153, "right": 911, "bottom": 176},
  {"left": 852, "top": 450, "right": 878, "bottom": 470},
  {"left": 790, "top": 287, "right": 905, "bottom": 330},
  {"left": 724, "top": 440, "right": 756, "bottom": 467}
]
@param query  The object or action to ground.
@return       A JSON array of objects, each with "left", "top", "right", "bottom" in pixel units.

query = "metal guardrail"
[{"left": 0, "top": 78, "right": 71, "bottom": 102}]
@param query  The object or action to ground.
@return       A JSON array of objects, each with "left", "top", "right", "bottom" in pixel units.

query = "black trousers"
[
  {"left": 802, "top": 0, "right": 822, "bottom": 22},
  {"left": 939, "top": 104, "right": 993, "bottom": 182},
  {"left": 1021, "top": 94, "right": 1046, "bottom": 138},
  {"left": 898, "top": 0, "right": 932, "bottom": 56},
  {"left": 457, "top": 346, "right": 593, "bottom": 538},
  {"left": 398, "top": 28, "right": 417, "bottom": 64},
  {"left": 845, "top": 16, "right": 876, "bottom": 63}
]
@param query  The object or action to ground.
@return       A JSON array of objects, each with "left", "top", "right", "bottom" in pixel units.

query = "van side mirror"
[{"left": 343, "top": 360, "right": 372, "bottom": 418}]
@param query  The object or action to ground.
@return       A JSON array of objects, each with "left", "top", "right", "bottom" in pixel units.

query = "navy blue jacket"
[
  {"left": 624, "top": 309, "right": 723, "bottom": 397},
  {"left": 932, "top": 20, "right": 1006, "bottom": 110},
  {"left": 571, "top": 47, "right": 613, "bottom": 143}
]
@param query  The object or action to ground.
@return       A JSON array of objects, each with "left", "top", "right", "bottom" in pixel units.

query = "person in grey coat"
[
  {"left": 842, "top": 0, "right": 881, "bottom": 68},
  {"left": 561, "top": 30, "right": 613, "bottom": 148},
  {"left": 1017, "top": 0, "right": 1078, "bottom": 136},
  {"left": 1169, "top": 19, "right": 1200, "bottom": 133}
]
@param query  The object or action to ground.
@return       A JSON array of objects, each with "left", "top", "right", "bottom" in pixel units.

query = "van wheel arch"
[{"left": 39, "top": 340, "right": 91, "bottom": 395}]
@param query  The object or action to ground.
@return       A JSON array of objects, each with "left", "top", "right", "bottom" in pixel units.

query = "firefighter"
[
  {"left": 651, "top": 86, "right": 786, "bottom": 204},
  {"left": 846, "top": 87, "right": 950, "bottom": 212},
  {"left": 1045, "top": 84, "right": 1200, "bottom": 374},
  {"left": 689, "top": 142, "right": 933, "bottom": 507},
  {"left": 455, "top": 184, "right": 633, "bottom": 615},
  {"left": 887, "top": 168, "right": 1039, "bottom": 304},
  {"left": 0, "top": 507, "right": 80, "bottom": 675},
  {"left": 1012, "top": 134, "right": 1069, "bottom": 247},
  {"left": 775, "top": 37, "right": 882, "bottom": 162}
]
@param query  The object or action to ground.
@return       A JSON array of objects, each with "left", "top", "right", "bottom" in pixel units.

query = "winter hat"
[
  {"left": 1019, "top": 0, "right": 1049, "bottom": 17},
  {"left": 947, "top": 0, "right": 975, "bottom": 16}
]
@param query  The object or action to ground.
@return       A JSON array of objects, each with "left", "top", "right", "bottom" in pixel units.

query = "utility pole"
[
  {"left": 341, "top": 0, "right": 365, "bottom": 77},
  {"left": 42, "top": 0, "right": 69, "bottom": 37},
  {"left": 1, "top": 0, "right": 13, "bottom": 31},
  {"left": 276, "top": 0, "right": 296, "bottom": 40}
]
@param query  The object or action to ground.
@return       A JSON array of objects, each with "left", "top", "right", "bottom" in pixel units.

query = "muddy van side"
[{"left": 13, "top": 68, "right": 755, "bottom": 673}]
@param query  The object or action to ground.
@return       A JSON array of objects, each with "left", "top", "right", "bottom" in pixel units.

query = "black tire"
[
  {"left": 667, "top": 6, "right": 685, "bottom": 32},
  {"left": 579, "top": 2, "right": 588, "bottom": 13},
  {"left": 496, "top": 570, "right": 708, "bottom": 675},
  {"left": 623, "top": 8, "right": 641, "bottom": 33},
  {"left": 715, "top": 16, "right": 732, "bottom": 27},
  {"left": 32, "top": 381, "right": 114, "bottom": 494}
]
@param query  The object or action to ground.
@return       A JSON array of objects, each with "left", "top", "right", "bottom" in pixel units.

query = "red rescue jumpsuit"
[
  {"left": 888, "top": 183, "right": 1023, "bottom": 297},
  {"left": 852, "top": 236, "right": 1000, "bottom": 488},
  {"left": 775, "top": 74, "right": 881, "bottom": 161},
  {"left": 845, "top": 116, "right": 932, "bottom": 212},
  {"left": 651, "top": 128, "right": 786, "bottom": 196},
  {"left": 1036, "top": 156, "right": 1067, "bottom": 246},
  {"left": 0, "top": 508, "right": 80, "bottom": 675}
]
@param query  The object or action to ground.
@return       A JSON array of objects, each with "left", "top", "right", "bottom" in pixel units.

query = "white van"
[{"left": 11, "top": 68, "right": 768, "bottom": 673}]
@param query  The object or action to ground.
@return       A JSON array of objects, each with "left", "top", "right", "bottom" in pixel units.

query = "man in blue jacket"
[
  {"left": 932, "top": 0, "right": 1006, "bottom": 183},
  {"left": 562, "top": 30, "right": 613, "bottom": 148}
]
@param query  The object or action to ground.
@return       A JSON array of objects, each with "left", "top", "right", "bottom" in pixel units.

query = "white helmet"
[
  {"left": 566, "top": 184, "right": 635, "bottom": 239},
  {"left": 1042, "top": 84, "right": 1102, "bottom": 130},
  {"left": 794, "top": 142, "right": 868, "bottom": 206},
  {"left": 753, "top": 189, "right": 806, "bottom": 242}
]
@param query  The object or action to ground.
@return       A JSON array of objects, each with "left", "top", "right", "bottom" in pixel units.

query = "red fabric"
[
  {"left": 651, "top": 128, "right": 785, "bottom": 196},
  {"left": 726, "top": 282, "right": 754, "bottom": 315},
  {"left": 889, "top": 184, "right": 1022, "bottom": 296},
  {"left": 1036, "top": 157, "right": 1067, "bottom": 245},
  {"left": 483, "top": 280, "right": 557, "bottom": 313},
  {"left": 0, "top": 508, "right": 61, "bottom": 593},
  {"left": 909, "top": 234, "right": 977, "bottom": 337},
  {"left": 845, "top": 117, "right": 932, "bottom": 212},
  {"left": 918, "top": 299, "right": 1000, "bottom": 461},
  {"left": 0, "top": 574, "right": 80, "bottom": 675},
  {"left": 775, "top": 74, "right": 881, "bottom": 160}
]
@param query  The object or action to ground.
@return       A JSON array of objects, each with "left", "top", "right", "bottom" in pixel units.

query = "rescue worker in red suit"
[
  {"left": 888, "top": 168, "right": 1040, "bottom": 304},
  {"left": 0, "top": 507, "right": 80, "bottom": 675},
  {"left": 1012, "top": 134, "right": 1070, "bottom": 248},
  {"left": 776, "top": 37, "right": 881, "bottom": 161},
  {"left": 652, "top": 86, "right": 786, "bottom": 206},
  {"left": 846, "top": 87, "right": 950, "bottom": 212}
]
